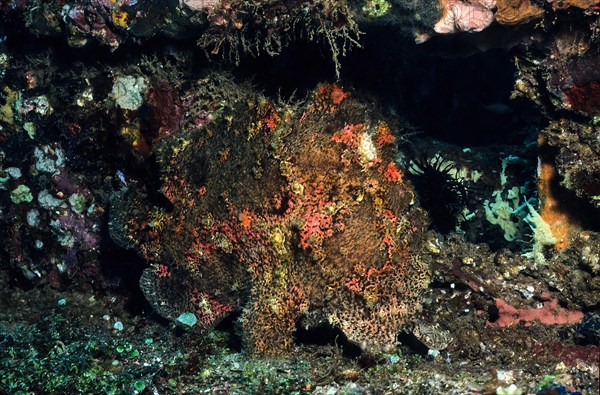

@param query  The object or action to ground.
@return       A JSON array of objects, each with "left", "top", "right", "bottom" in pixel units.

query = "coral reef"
[
  {"left": 1, "top": 0, "right": 362, "bottom": 76},
  {"left": 510, "top": 19, "right": 600, "bottom": 212},
  {"left": 511, "top": 19, "right": 600, "bottom": 117},
  {"left": 3, "top": 0, "right": 600, "bottom": 52},
  {"left": 110, "top": 79, "right": 431, "bottom": 355},
  {"left": 197, "top": 0, "right": 361, "bottom": 75},
  {"left": 540, "top": 120, "right": 600, "bottom": 209},
  {"left": 1, "top": 134, "right": 106, "bottom": 288},
  {"left": 0, "top": 0, "right": 599, "bottom": 392}
]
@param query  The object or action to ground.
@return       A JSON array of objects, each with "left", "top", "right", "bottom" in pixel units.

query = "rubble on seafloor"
[{"left": 1, "top": 1, "right": 599, "bottom": 394}]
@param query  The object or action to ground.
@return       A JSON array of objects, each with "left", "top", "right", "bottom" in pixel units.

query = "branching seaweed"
[{"left": 197, "top": 0, "right": 362, "bottom": 77}]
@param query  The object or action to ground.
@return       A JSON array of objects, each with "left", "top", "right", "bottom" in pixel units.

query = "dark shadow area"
[
  {"left": 574, "top": 313, "right": 600, "bottom": 346},
  {"left": 397, "top": 331, "right": 429, "bottom": 356},
  {"left": 487, "top": 302, "right": 501, "bottom": 325},
  {"left": 342, "top": 25, "right": 544, "bottom": 147},
  {"left": 99, "top": 233, "right": 148, "bottom": 315},
  {"left": 214, "top": 312, "right": 244, "bottom": 352},
  {"left": 233, "top": 40, "right": 337, "bottom": 98},
  {"left": 294, "top": 320, "right": 362, "bottom": 358},
  {"left": 397, "top": 50, "right": 541, "bottom": 147},
  {"left": 142, "top": 155, "right": 176, "bottom": 213},
  {"left": 2, "top": 15, "right": 208, "bottom": 72}
]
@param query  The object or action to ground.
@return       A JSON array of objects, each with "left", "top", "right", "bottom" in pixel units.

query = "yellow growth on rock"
[{"left": 495, "top": 0, "right": 544, "bottom": 25}]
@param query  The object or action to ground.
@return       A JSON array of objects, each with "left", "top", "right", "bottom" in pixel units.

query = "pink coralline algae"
[
  {"left": 487, "top": 295, "right": 584, "bottom": 327},
  {"left": 180, "top": 0, "right": 222, "bottom": 11},
  {"left": 434, "top": 0, "right": 497, "bottom": 34}
]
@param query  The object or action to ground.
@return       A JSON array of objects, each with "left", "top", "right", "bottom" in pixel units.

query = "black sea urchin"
[{"left": 406, "top": 153, "right": 475, "bottom": 233}]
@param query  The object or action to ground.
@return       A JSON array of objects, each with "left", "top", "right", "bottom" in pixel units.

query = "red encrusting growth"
[
  {"left": 563, "top": 80, "right": 600, "bottom": 116},
  {"left": 146, "top": 85, "right": 184, "bottom": 140},
  {"left": 157, "top": 264, "right": 170, "bottom": 278},
  {"left": 331, "top": 123, "right": 365, "bottom": 148},
  {"left": 191, "top": 288, "right": 236, "bottom": 327},
  {"left": 319, "top": 82, "right": 349, "bottom": 105},
  {"left": 375, "top": 121, "right": 396, "bottom": 148},
  {"left": 487, "top": 295, "right": 584, "bottom": 327},
  {"left": 383, "top": 162, "right": 403, "bottom": 183}
]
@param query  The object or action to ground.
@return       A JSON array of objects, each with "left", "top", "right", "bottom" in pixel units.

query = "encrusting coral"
[
  {"left": 434, "top": 0, "right": 496, "bottom": 34},
  {"left": 110, "top": 78, "right": 430, "bottom": 355}
]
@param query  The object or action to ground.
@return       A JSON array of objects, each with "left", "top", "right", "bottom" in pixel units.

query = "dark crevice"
[
  {"left": 215, "top": 312, "right": 244, "bottom": 352},
  {"left": 295, "top": 321, "right": 362, "bottom": 358}
]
